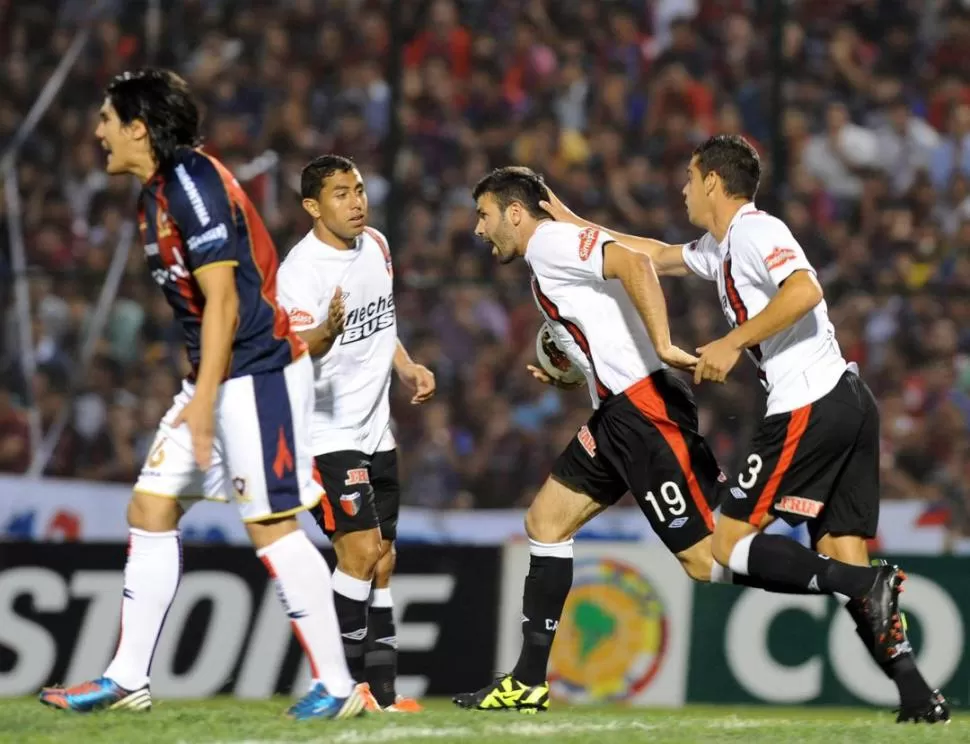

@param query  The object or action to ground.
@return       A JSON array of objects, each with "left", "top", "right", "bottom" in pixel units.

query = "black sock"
[
  {"left": 332, "top": 569, "right": 370, "bottom": 683},
  {"left": 745, "top": 534, "right": 877, "bottom": 598},
  {"left": 511, "top": 546, "right": 573, "bottom": 686},
  {"left": 365, "top": 605, "right": 397, "bottom": 708},
  {"left": 848, "top": 603, "right": 933, "bottom": 706},
  {"left": 732, "top": 571, "right": 814, "bottom": 594}
]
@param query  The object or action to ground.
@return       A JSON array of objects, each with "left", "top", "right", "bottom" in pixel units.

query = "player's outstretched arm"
[
  {"left": 539, "top": 188, "right": 690, "bottom": 276},
  {"left": 603, "top": 242, "right": 698, "bottom": 372}
]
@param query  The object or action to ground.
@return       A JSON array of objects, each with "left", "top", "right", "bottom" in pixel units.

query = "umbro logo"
[
  {"left": 669, "top": 516, "right": 689, "bottom": 529},
  {"left": 730, "top": 487, "right": 747, "bottom": 500},
  {"left": 341, "top": 628, "right": 368, "bottom": 641},
  {"left": 807, "top": 575, "right": 820, "bottom": 592}
]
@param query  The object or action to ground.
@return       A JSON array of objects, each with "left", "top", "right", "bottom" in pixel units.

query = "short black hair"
[
  {"left": 301, "top": 154, "right": 357, "bottom": 199},
  {"left": 692, "top": 134, "right": 761, "bottom": 201},
  {"left": 106, "top": 68, "right": 202, "bottom": 165},
  {"left": 472, "top": 166, "right": 550, "bottom": 219}
]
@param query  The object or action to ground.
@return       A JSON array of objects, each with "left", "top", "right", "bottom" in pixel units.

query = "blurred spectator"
[{"left": 1, "top": 0, "right": 969, "bottom": 525}]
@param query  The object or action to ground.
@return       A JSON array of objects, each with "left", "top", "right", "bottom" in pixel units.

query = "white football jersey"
[
  {"left": 276, "top": 226, "right": 397, "bottom": 455},
  {"left": 526, "top": 221, "right": 665, "bottom": 409},
  {"left": 681, "top": 202, "right": 847, "bottom": 416}
]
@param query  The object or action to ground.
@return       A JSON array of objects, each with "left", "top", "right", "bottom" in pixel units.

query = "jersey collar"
[{"left": 719, "top": 202, "right": 758, "bottom": 248}]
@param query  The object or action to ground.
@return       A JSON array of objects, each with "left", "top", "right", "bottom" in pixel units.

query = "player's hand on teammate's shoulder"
[
  {"left": 538, "top": 186, "right": 581, "bottom": 226},
  {"left": 323, "top": 287, "right": 346, "bottom": 342},
  {"left": 693, "top": 335, "right": 742, "bottom": 385},
  {"left": 397, "top": 362, "right": 436, "bottom": 404},
  {"left": 525, "top": 364, "right": 585, "bottom": 390}
]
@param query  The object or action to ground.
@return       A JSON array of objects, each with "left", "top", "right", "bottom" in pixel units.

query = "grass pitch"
[{"left": 0, "top": 697, "right": 964, "bottom": 744}]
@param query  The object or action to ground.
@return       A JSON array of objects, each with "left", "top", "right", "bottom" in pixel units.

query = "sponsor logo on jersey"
[
  {"left": 548, "top": 558, "right": 668, "bottom": 702},
  {"left": 577, "top": 425, "right": 597, "bottom": 457},
  {"left": 775, "top": 495, "right": 823, "bottom": 518},
  {"left": 287, "top": 309, "right": 315, "bottom": 327},
  {"left": 341, "top": 292, "right": 396, "bottom": 345},
  {"left": 344, "top": 468, "right": 370, "bottom": 486},
  {"left": 186, "top": 222, "right": 228, "bottom": 252},
  {"left": 578, "top": 228, "right": 599, "bottom": 261},
  {"left": 764, "top": 247, "right": 798, "bottom": 272},
  {"left": 340, "top": 492, "right": 361, "bottom": 516},
  {"left": 175, "top": 164, "right": 211, "bottom": 226}
]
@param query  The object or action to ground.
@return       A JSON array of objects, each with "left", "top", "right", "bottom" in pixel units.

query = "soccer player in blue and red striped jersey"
[{"left": 38, "top": 68, "right": 362, "bottom": 721}]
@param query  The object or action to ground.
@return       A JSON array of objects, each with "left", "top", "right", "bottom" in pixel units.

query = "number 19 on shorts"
[{"left": 643, "top": 481, "right": 687, "bottom": 524}]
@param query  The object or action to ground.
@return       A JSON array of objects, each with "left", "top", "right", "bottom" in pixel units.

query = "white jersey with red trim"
[
  {"left": 526, "top": 221, "right": 664, "bottom": 409},
  {"left": 681, "top": 202, "right": 847, "bottom": 416},
  {"left": 276, "top": 226, "right": 397, "bottom": 455}
]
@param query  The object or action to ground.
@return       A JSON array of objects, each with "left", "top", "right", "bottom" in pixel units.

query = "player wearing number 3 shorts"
[
  {"left": 39, "top": 69, "right": 362, "bottom": 722},
  {"left": 541, "top": 135, "right": 948, "bottom": 723}
]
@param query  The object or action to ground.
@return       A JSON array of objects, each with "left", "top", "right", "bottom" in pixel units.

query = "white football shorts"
[{"left": 134, "top": 353, "right": 324, "bottom": 522}]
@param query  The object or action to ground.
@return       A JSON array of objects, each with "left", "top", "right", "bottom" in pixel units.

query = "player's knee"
[
  {"left": 336, "top": 529, "right": 383, "bottom": 579},
  {"left": 128, "top": 490, "right": 180, "bottom": 531},
  {"left": 524, "top": 507, "right": 571, "bottom": 544},
  {"left": 375, "top": 543, "right": 396, "bottom": 585}
]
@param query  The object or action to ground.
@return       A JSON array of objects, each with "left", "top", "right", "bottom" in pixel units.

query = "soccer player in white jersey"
[
  {"left": 453, "top": 166, "right": 733, "bottom": 712},
  {"left": 540, "top": 135, "right": 949, "bottom": 723},
  {"left": 277, "top": 155, "right": 434, "bottom": 713}
]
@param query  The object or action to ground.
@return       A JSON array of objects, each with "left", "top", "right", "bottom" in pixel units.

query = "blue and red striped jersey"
[{"left": 137, "top": 148, "right": 305, "bottom": 380}]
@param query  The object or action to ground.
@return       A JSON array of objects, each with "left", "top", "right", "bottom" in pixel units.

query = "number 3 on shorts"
[{"left": 738, "top": 453, "right": 763, "bottom": 489}]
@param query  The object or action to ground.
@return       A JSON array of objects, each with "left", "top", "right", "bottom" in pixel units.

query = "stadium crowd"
[{"left": 1, "top": 0, "right": 969, "bottom": 531}]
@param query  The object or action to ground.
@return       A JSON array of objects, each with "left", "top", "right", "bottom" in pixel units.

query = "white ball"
[{"left": 535, "top": 321, "right": 585, "bottom": 386}]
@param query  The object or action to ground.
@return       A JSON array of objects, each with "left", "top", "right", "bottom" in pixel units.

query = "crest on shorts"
[
  {"left": 340, "top": 492, "right": 361, "bottom": 516},
  {"left": 578, "top": 228, "right": 599, "bottom": 262},
  {"left": 233, "top": 477, "right": 247, "bottom": 496},
  {"left": 146, "top": 437, "right": 166, "bottom": 469},
  {"left": 344, "top": 468, "right": 370, "bottom": 486},
  {"left": 577, "top": 425, "right": 596, "bottom": 457}
]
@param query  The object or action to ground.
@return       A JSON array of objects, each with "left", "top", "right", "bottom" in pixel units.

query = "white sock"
[
  {"left": 529, "top": 537, "right": 574, "bottom": 558},
  {"left": 257, "top": 530, "right": 354, "bottom": 697},
  {"left": 104, "top": 528, "right": 182, "bottom": 691},
  {"left": 333, "top": 569, "right": 372, "bottom": 602},
  {"left": 728, "top": 533, "right": 757, "bottom": 576},
  {"left": 371, "top": 587, "right": 393, "bottom": 608},
  {"left": 710, "top": 561, "right": 733, "bottom": 584}
]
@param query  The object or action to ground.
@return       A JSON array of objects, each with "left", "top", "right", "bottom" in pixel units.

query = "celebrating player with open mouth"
[
  {"left": 539, "top": 135, "right": 948, "bottom": 724},
  {"left": 39, "top": 68, "right": 361, "bottom": 722},
  {"left": 454, "top": 166, "right": 727, "bottom": 712},
  {"left": 277, "top": 155, "right": 434, "bottom": 713}
]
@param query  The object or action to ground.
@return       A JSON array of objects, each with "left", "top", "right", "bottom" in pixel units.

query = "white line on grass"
[{"left": 201, "top": 719, "right": 659, "bottom": 744}]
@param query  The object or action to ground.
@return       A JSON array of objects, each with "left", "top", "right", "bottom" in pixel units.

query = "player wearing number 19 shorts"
[{"left": 453, "top": 167, "right": 730, "bottom": 713}]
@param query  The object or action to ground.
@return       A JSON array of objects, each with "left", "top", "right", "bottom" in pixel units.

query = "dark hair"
[
  {"left": 106, "top": 68, "right": 202, "bottom": 165},
  {"left": 692, "top": 134, "right": 761, "bottom": 201},
  {"left": 471, "top": 166, "right": 550, "bottom": 219},
  {"left": 301, "top": 154, "right": 357, "bottom": 199}
]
